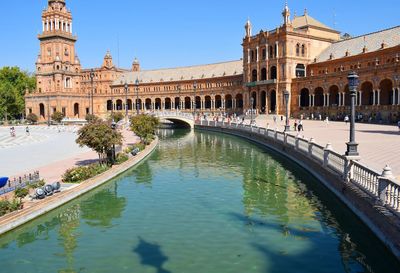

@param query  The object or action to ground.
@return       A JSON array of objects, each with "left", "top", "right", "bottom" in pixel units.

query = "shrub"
[
  {"left": 14, "top": 188, "right": 29, "bottom": 199},
  {"left": 85, "top": 114, "right": 100, "bottom": 123},
  {"left": 109, "top": 112, "right": 124, "bottom": 123},
  {"left": 26, "top": 113, "right": 38, "bottom": 124},
  {"left": 115, "top": 153, "right": 129, "bottom": 165},
  {"left": 62, "top": 163, "right": 110, "bottom": 183},
  {"left": 0, "top": 199, "right": 22, "bottom": 217},
  {"left": 51, "top": 111, "right": 64, "bottom": 123},
  {"left": 28, "top": 179, "right": 45, "bottom": 189}
]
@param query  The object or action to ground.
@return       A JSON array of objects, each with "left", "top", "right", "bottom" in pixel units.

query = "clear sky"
[{"left": 0, "top": 0, "right": 398, "bottom": 73}]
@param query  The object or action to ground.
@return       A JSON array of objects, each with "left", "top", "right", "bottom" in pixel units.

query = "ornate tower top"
[
  {"left": 245, "top": 18, "right": 252, "bottom": 38},
  {"left": 102, "top": 51, "right": 114, "bottom": 68},
  {"left": 132, "top": 58, "right": 140, "bottom": 72},
  {"left": 282, "top": 1, "right": 291, "bottom": 25}
]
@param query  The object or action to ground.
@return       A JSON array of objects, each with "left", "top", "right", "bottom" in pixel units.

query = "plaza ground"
[
  {"left": 255, "top": 115, "right": 400, "bottom": 179},
  {"left": 0, "top": 125, "right": 139, "bottom": 183}
]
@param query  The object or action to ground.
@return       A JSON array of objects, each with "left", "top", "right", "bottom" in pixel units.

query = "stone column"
[
  {"left": 393, "top": 88, "right": 396, "bottom": 105},
  {"left": 323, "top": 94, "right": 326, "bottom": 107},
  {"left": 42, "top": 21, "right": 45, "bottom": 32},
  {"left": 70, "top": 22, "right": 73, "bottom": 33},
  {"left": 312, "top": 95, "right": 315, "bottom": 107},
  {"left": 256, "top": 46, "right": 259, "bottom": 62},
  {"left": 247, "top": 49, "right": 250, "bottom": 64},
  {"left": 298, "top": 95, "right": 301, "bottom": 107},
  {"left": 342, "top": 93, "right": 345, "bottom": 106},
  {"left": 327, "top": 94, "right": 330, "bottom": 106},
  {"left": 309, "top": 95, "right": 312, "bottom": 107},
  {"left": 373, "top": 90, "right": 376, "bottom": 105},
  {"left": 398, "top": 88, "right": 400, "bottom": 105},
  {"left": 222, "top": 99, "right": 226, "bottom": 109},
  {"left": 338, "top": 93, "right": 342, "bottom": 106},
  {"left": 377, "top": 89, "right": 381, "bottom": 105},
  {"left": 233, "top": 99, "right": 236, "bottom": 109}
]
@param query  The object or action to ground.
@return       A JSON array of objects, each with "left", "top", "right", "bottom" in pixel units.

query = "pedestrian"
[
  {"left": 318, "top": 114, "right": 322, "bottom": 120},
  {"left": 26, "top": 126, "right": 30, "bottom": 136},
  {"left": 294, "top": 120, "right": 298, "bottom": 131},
  {"left": 273, "top": 116, "right": 277, "bottom": 123},
  {"left": 299, "top": 120, "right": 304, "bottom": 131},
  {"left": 344, "top": 115, "right": 349, "bottom": 124},
  {"left": 325, "top": 117, "right": 329, "bottom": 126}
]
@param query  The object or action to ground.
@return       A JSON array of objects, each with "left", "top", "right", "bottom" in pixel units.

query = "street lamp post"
[
  {"left": 250, "top": 96, "right": 254, "bottom": 125},
  {"left": 193, "top": 81, "right": 197, "bottom": 117},
  {"left": 177, "top": 84, "right": 181, "bottom": 111},
  {"left": 89, "top": 69, "right": 95, "bottom": 115},
  {"left": 135, "top": 78, "right": 140, "bottom": 115},
  {"left": 124, "top": 81, "right": 129, "bottom": 119},
  {"left": 110, "top": 120, "right": 116, "bottom": 162},
  {"left": 47, "top": 95, "right": 51, "bottom": 126},
  {"left": 284, "top": 90, "right": 290, "bottom": 131},
  {"left": 345, "top": 71, "right": 359, "bottom": 156}
]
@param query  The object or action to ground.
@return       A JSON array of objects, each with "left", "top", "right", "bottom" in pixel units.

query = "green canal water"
[{"left": 0, "top": 129, "right": 399, "bottom": 273}]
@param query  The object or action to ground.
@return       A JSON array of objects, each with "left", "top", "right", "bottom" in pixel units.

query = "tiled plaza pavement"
[
  {"left": 0, "top": 126, "right": 139, "bottom": 183},
  {"left": 255, "top": 115, "right": 400, "bottom": 179}
]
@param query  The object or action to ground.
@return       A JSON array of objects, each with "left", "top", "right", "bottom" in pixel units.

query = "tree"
[
  {"left": 0, "top": 67, "right": 36, "bottom": 120},
  {"left": 76, "top": 120, "right": 123, "bottom": 163},
  {"left": 85, "top": 114, "right": 100, "bottom": 123},
  {"left": 130, "top": 114, "right": 159, "bottom": 144},
  {"left": 26, "top": 113, "right": 38, "bottom": 124},
  {"left": 109, "top": 112, "right": 124, "bottom": 123},
  {"left": 51, "top": 111, "right": 64, "bottom": 123}
]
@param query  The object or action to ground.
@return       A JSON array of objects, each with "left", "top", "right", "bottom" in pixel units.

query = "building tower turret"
[
  {"left": 245, "top": 19, "right": 252, "bottom": 38},
  {"left": 282, "top": 1, "right": 291, "bottom": 25},
  {"left": 132, "top": 58, "right": 140, "bottom": 72}
]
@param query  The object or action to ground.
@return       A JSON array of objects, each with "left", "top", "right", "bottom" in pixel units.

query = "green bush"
[
  {"left": 14, "top": 188, "right": 29, "bottom": 199},
  {"left": 26, "top": 113, "right": 38, "bottom": 124},
  {"left": 115, "top": 153, "right": 129, "bottom": 165},
  {"left": 132, "top": 142, "right": 146, "bottom": 151},
  {"left": 62, "top": 163, "right": 110, "bottom": 183},
  {"left": 28, "top": 179, "right": 45, "bottom": 189},
  {"left": 0, "top": 199, "right": 22, "bottom": 217}
]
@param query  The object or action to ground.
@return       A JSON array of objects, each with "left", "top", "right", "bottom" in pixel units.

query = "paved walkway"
[
  {"left": 0, "top": 125, "right": 139, "bottom": 183},
  {"left": 254, "top": 115, "right": 400, "bottom": 179}
]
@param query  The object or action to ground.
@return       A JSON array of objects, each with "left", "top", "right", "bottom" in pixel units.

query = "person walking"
[
  {"left": 344, "top": 115, "right": 349, "bottom": 124},
  {"left": 299, "top": 120, "right": 304, "bottom": 131},
  {"left": 294, "top": 120, "right": 298, "bottom": 131},
  {"left": 25, "top": 126, "right": 30, "bottom": 136}
]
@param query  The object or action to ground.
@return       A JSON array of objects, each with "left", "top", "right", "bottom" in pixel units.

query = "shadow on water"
[{"left": 133, "top": 237, "right": 172, "bottom": 273}]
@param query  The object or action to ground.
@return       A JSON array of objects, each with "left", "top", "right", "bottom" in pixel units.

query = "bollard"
[
  {"left": 377, "top": 165, "right": 395, "bottom": 204},
  {"left": 308, "top": 138, "right": 315, "bottom": 158},
  {"left": 323, "top": 143, "right": 333, "bottom": 167}
]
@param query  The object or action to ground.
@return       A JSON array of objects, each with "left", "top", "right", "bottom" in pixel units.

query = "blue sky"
[{"left": 0, "top": 0, "right": 398, "bottom": 73}]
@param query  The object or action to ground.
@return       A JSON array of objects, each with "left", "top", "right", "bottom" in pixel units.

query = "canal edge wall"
[
  {"left": 0, "top": 137, "right": 159, "bottom": 236},
  {"left": 196, "top": 125, "right": 400, "bottom": 260}
]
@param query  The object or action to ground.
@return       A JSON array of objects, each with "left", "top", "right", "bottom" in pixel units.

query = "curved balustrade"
[{"left": 196, "top": 120, "right": 400, "bottom": 215}]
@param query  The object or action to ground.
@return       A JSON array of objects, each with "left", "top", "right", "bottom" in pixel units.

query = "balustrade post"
[
  {"left": 323, "top": 143, "right": 333, "bottom": 168},
  {"left": 295, "top": 136, "right": 300, "bottom": 150},
  {"left": 274, "top": 131, "right": 278, "bottom": 141},
  {"left": 377, "top": 165, "right": 395, "bottom": 204},
  {"left": 308, "top": 138, "right": 315, "bottom": 158},
  {"left": 284, "top": 133, "right": 288, "bottom": 146}
]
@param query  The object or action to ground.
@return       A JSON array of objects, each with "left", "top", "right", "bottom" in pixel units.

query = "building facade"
[{"left": 26, "top": 0, "right": 400, "bottom": 123}]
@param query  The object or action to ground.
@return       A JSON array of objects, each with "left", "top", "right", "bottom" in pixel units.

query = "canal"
[{"left": 0, "top": 129, "right": 398, "bottom": 273}]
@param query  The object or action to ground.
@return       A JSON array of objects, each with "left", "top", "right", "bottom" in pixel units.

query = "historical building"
[{"left": 26, "top": 0, "right": 400, "bottom": 123}]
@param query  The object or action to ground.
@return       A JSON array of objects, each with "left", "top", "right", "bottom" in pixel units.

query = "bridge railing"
[
  {"left": 153, "top": 111, "right": 194, "bottom": 120},
  {"left": 196, "top": 121, "right": 400, "bottom": 215},
  {"left": 0, "top": 171, "right": 41, "bottom": 196}
]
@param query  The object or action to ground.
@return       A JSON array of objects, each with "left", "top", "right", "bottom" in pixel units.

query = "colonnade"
[{"left": 42, "top": 19, "right": 72, "bottom": 33}]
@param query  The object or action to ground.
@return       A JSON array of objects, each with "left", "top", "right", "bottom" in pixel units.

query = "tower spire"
[
  {"left": 245, "top": 18, "right": 252, "bottom": 38},
  {"left": 282, "top": 1, "right": 291, "bottom": 25}
]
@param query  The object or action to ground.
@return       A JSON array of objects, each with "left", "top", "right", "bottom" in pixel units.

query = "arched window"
[
  {"left": 300, "top": 88, "right": 310, "bottom": 107},
  {"left": 301, "top": 44, "right": 306, "bottom": 57},
  {"left": 65, "top": 77, "right": 71, "bottom": 88},
  {"left": 296, "top": 44, "right": 300, "bottom": 56},
  {"left": 261, "top": 68, "right": 267, "bottom": 81},
  {"left": 252, "top": 69, "right": 257, "bottom": 82},
  {"left": 270, "top": 66, "right": 277, "bottom": 80},
  {"left": 269, "top": 46, "right": 274, "bottom": 59},
  {"left": 295, "top": 64, "right": 306, "bottom": 77},
  {"left": 39, "top": 103, "right": 45, "bottom": 117}
]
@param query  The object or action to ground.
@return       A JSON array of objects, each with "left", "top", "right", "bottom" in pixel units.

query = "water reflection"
[{"left": 80, "top": 183, "right": 126, "bottom": 228}]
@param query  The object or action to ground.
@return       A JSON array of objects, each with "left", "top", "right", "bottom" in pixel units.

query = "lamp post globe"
[
  {"left": 193, "top": 81, "right": 197, "bottom": 117},
  {"left": 89, "top": 69, "right": 95, "bottom": 115},
  {"left": 284, "top": 90, "right": 290, "bottom": 132},
  {"left": 250, "top": 96, "right": 254, "bottom": 125},
  {"left": 124, "top": 81, "right": 128, "bottom": 119},
  {"left": 345, "top": 71, "right": 359, "bottom": 156},
  {"left": 135, "top": 78, "right": 140, "bottom": 115}
]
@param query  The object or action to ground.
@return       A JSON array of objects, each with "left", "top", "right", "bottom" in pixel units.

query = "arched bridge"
[{"left": 152, "top": 111, "right": 195, "bottom": 128}]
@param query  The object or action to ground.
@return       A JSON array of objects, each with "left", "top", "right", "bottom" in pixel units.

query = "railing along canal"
[{"left": 196, "top": 119, "right": 400, "bottom": 215}]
